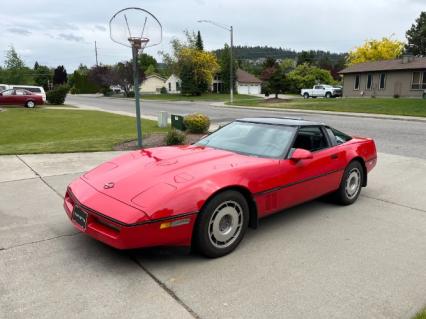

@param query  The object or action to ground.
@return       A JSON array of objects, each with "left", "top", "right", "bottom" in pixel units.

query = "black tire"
[
  {"left": 325, "top": 92, "right": 332, "bottom": 98},
  {"left": 334, "top": 161, "right": 364, "bottom": 205},
  {"left": 194, "top": 190, "right": 249, "bottom": 258},
  {"left": 303, "top": 93, "right": 309, "bottom": 99},
  {"left": 25, "top": 100, "right": 36, "bottom": 108}
]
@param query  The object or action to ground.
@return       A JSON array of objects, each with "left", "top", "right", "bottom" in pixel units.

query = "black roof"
[{"left": 237, "top": 117, "right": 323, "bottom": 126}]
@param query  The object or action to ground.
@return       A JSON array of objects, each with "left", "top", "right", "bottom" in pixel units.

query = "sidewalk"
[{"left": 211, "top": 102, "right": 426, "bottom": 123}]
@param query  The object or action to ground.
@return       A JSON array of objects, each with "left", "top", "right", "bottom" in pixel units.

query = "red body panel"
[
  {"left": 64, "top": 137, "right": 377, "bottom": 250},
  {"left": 0, "top": 90, "right": 44, "bottom": 106}
]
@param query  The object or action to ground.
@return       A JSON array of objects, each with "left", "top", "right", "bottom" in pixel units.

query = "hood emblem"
[{"left": 104, "top": 182, "right": 115, "bottom": 189}]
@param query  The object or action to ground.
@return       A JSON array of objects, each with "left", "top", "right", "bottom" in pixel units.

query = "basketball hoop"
[{"left": 109, "top": 8, "right": 162, "bottom": 148}]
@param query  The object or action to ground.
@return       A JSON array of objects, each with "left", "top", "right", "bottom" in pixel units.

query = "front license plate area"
[{"left": 73, "top": 206, "right": 88, "bottom": 230}]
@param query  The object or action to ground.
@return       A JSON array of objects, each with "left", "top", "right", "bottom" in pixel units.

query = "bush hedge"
[
  {"left": 183, "top": 113, "right": 210, "bottom": 134},
  {"left": 165, "top": 129, "right": 186, "bottom": 145},
  {"left": 46, "top": 85, "right": 69, "bottom": 105}
]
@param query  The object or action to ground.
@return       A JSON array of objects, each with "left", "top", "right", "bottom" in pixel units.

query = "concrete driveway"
[{"left": 1, "top": 151, "right": 425, "bottom": 319}]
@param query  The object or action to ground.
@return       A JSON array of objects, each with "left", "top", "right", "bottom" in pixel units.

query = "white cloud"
[{"left": 0, "top": 0, "right": 423, "bottom": 71}]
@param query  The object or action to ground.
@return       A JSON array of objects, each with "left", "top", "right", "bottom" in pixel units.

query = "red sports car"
[
  {"left": 0, "top": 88, "right": 44, "bottom": 108},
  {"left": 64, "top": 118, "right": 377, "bottom": 257}
]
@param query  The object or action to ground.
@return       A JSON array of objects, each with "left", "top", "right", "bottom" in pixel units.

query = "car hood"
[{"left": 82, "top": 145, "right": 259, "bottom": 214}]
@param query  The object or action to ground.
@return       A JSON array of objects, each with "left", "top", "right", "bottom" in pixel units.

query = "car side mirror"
[{"left": 290, "top": 148, "right": 313, "bottom": 161}]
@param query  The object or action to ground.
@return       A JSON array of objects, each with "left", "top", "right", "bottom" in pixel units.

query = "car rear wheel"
[
  {"left": 334, "top": 161, "right": 364, "bottom": 205},
  {"left": 194, "top": 190, "right": 249, "bottom": 258},
  {"left": 303, "top": 93, "right": 309, "bottom": 99},
  {"left": 25, "top": 100, "right": 35, "bottom": 108}
]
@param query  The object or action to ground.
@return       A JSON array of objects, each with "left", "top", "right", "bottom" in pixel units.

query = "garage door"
[{"left": 238, "top": 85, "right": 249, "bottom": 95}]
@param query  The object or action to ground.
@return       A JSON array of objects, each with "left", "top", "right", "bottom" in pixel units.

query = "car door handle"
[{"left": 330, "top": 154, "right": 339, "bottom": 159}]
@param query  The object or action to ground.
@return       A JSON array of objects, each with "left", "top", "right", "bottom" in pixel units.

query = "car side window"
[
  {"left": 331, "top": 128, "right": 352, "bottom": 145},
  {"left": 2, "top": 89, "right": 14, "bottom": 96},
  {"left": 15, "top": 89, "right": 25, "bottom": 96},
  {"left": 292, "top": 126, "right": 329, "bottom": 152}
]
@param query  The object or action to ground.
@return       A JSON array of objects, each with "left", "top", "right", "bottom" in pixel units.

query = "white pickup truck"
[{"left": 301, "top": 84, "right": 342, "bottom": 99}]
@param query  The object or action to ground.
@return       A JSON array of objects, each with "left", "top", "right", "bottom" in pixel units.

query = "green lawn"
[
  {"left": 229, "top": 98, "right": 426, "bottom": 117},
  {"left": 0, "top": 108, "right": 167, "bottom": 155},
  {"left": 141, "top": 93, "right": 262, "bottom": 102},
  {"left": 413, "top": 308, "right": 426, "bottom": 319}
]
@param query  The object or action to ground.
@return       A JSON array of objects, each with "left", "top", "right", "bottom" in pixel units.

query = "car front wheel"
[
  {"left": 334, "top": 161, "right": 364, "bottom": 205},
  {"left": 25, "top": 100, "right": 35, "bottom": 108},
  {"left": 303, "top": 93, "right": 309, "bottom": 99},
  {"left": 194, "top": 190, "right": 249, "bottom": 258}
]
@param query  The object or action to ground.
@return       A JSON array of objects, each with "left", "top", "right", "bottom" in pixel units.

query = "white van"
[
  {"left": 0, "top": 84, "right": 8, "bottom": 92},
  {"left": 11, "top": 85, "right": 46, "bottom": 102}
]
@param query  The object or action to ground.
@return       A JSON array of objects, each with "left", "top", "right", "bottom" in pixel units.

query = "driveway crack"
[
  {"left": 16, "top": 155, "right": 65, "bottom": 199},
  {"left": 0, "top": 232, "right": 80, "bottom": 252},
  {"left": 130, "top": 255, "right": 202, "bottom": 319}
]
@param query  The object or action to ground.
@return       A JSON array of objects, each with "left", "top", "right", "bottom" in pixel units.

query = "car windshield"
[{"left": 195, "top": 121, "right": 297, "bottom": 158}]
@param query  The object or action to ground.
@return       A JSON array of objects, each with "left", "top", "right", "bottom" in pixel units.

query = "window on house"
[
  {"left": 379, "top": 73, "right": 386, "bottom": 90},
  {"left": 412, "top": 72, "right": 421, "bottom": 89},
  {"left": 366, "top": 74, "right": 373, "bottom": 90},
  {"left": 354, "top": 75, "right": 360, "bottom": 90},
  {"left": 422, "top": 72, "right": 426, "bottom": 89},
  {"left": 176, "top": 82, "right": 180, "bottom": 90},
  {"left": 168, "top": 83, "right": 171, "bottom": 91}
]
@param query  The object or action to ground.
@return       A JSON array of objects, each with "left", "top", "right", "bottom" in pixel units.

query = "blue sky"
[{"left": 0, "top": 0, "right": 423, "bottom": 72}]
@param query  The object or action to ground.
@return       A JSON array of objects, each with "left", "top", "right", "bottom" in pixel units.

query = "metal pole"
[
  {"left": 230, "top": 26, "right": 234, "bottom": 104},
  {"left": 131, "top": 45, "right": 143, "bottom": 148},
  {"left": 95, "top": 41, "right": 99, "bottom": 66}
]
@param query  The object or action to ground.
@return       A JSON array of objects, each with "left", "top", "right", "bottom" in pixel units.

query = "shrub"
[
  {"left": 160, "top": 86, "right": 168, "bottom": 94},
  {"left": 165, "top": 129, "right": 186, "bottom": 145},
  {"left": 46, "top": 85, "right": 69, "bottom": 105},
  {"left": 126, "top": 91, "right": 135, "bottom": 98},
  {"left": 393, "top": 94, "right": 400, "bottom": 98},
  {"left": 183, "top": 113, "right": 210, "bottom": 134},
  {"left": 101, "top": 87, "right": 113, "bottom": 96}
]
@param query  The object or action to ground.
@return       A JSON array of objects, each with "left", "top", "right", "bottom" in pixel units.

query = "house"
[
  {"left": 165, "top": 74, "right": 181, "bottom": 93},
  {"left": 236, "top": 69, "right": 262, "bottom": 95},
  {"left": 140, "top": 74, "right": 166, "bottom": 94},
  {"left": 339, "top": 56, "right": 426, "bottom": 98}
]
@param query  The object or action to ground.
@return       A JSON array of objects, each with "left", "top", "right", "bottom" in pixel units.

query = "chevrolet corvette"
[{"left": 64, "top": 117, "right": 377, "bottom": 257}]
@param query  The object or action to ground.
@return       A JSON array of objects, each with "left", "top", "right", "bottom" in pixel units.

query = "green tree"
[
  {"left": 161, "top": 31, "right": 219, "bottom": 95},
  {"left": 196, "top": 31, "right": 204, "bottom": 51},
  {"left": 219, "top": 44, "right": 236, "bottom": 93},
  {"left": 138, "top": 53, "right": 158, "bottom": 74},
  {"left": 287, "top": 63, "right": 335, "bottom": 93},
  {"left": 2, "top": 46, "right": 31, "bottom": 84},
  {"left": 70, "top": 65, "right": 99, "bottom": 94},
  {"left": 280, "top": 58, "right": 296, "bottom": 73},
  {"left": 405, "top": 12, "right": 426, "bottom": 55},
  {"left": 33, "top": 64, "right": 52, "bottom": 90},
  {"left": 297, "top": 51, "right": 316, "bottom": 65},
  {"left": 53, "top": 65, "right": 68, "bottom": 85}
]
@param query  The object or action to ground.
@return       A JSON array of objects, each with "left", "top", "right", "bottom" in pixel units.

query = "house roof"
[
  {"left": 236, "top": 69, "right": 262, "bottom": 84},
  {"left": 339, "top": 56, "right": 426, "bottom": 74},
  {"left": 144, "top": 74, "right": 166, "bottom": 82}
]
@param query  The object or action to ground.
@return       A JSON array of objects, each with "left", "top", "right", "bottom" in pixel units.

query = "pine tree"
[
  {"left": 195, "top": 31, "right": 204, "bottom": 51},
  {"left": 219, "top": 44, "right": 236, "bottom": 93},
  {"left": 406, "top": 12, "right": 426, "bottom": 55},
  {"left": 53, "top": 65, "right": 68, "bottom": 85}
]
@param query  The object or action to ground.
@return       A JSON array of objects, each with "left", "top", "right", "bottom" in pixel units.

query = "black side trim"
[
  {"left": 67, "top": 188, "right": 198, "bottom": 227},
  {"left": 254, "top": 169, "right": 343, "bottom": 196}
]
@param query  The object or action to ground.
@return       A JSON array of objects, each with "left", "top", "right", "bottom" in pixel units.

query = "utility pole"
[
  {"left": 95, "top": 41, "right": 99, "bottom": 66},
  {"left": 198, "top": 20, "right": 234, "bottom": 104}
]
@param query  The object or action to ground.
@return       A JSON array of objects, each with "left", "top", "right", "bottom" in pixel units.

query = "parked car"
[
  {"left": 11, "top": 85, "right": 46, "bottom": 102},
  {"left": 64, "top": 117, "right": 377, "bottom": 258},
  {"left": 0, "top": 84, "right": 8, "bottom": 91},
  {"left": 0, "top": 89, "right": 44, "bottom": 108},
  {"left": 301, "top": 84, "right": 342, "bottom": 98}
]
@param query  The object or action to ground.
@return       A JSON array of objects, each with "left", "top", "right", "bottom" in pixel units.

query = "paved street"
[
  {"left": 1, "top": 150, "right": 426, "bottom": 319},
  {"left": 66, "top": 95, "right": 426, "bottom": 159}
]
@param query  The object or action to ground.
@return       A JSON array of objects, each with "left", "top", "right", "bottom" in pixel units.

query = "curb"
[{"left": 211, "top": 102, "right": 426, "bottom": 123}]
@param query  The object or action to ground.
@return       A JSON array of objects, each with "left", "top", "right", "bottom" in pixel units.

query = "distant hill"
[{"left": 213, "top": 45, "right": 346, "bottom": 64}]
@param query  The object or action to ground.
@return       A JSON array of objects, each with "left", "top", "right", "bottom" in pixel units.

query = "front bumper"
[{"left": 64, "top": 189, "right": 197, "bottom": 249}]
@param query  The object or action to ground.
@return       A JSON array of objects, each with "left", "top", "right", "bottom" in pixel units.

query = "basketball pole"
[{"left": 131, "top": 44, "right": 143, "bottom": 148}]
